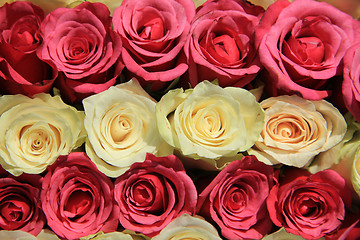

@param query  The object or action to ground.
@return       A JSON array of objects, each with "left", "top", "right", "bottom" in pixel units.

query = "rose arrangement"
[{"left": 0, "top": 0, "right": 359, "bottom": 240}]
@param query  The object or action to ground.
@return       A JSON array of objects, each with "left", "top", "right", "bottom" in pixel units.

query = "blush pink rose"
[
  {"left": 0, "top": 1, "right": 57, "bottom": 96},
  {"left": 112, "top": 0, "right": 195, "bottom": 91},
  {"left": 185, "top": 0, "right": 264, "bottom": 88},
  {"left": 114, "top": 153, "right": 197, "bottom": 237},
  {"left": 255, "top": 0, "right": 360, "bottom": 100},
  {"left": 0, "top": 173, "right": 45, "bottom": 236},
  {"left": 267, "top": 168, "right": 352, "bottom": 239},
  {"left": 342, "top": 42, "right": 360, "bottom": 123},
  {"left": 38, "top": 2, "right": 124, "bottom": 103},
  {"left": 41, "top": 152, "right": 119, "bottom": 240},
  {"left": 196, "top": 155, "right": 275, "bottom": 240}
]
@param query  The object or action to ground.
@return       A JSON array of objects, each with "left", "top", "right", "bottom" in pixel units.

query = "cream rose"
[
  {"left": 248, "top": 95, "right": 347, "bottom": 167},
  {"left": 0, "top": 94, "right": 85, "bottom": 176},
  {"left": 152, "top": 214, "right": 222, "bottom": 240},
  {"left": 0, "top": 229, "right": 60, "bottom": 240},
  {"left": 80, "top": 231, "right": 134, "bottom": 240},
  {"left": 156, "top": 80, "right": 264, "bottom": 169},
  {"left": 83, "top": 79, "right": 170, "bottom": 178}
]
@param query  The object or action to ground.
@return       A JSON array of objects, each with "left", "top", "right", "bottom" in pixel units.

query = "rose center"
[
  {"left": 110, "top": 115, "right": 133, "bottom": 143},
  {"left": 138, "top": 17, "right": 164, "bottom": 40},
  {"left": 65, "top": 190, "right": 93, "bottom": 218},
  {"left": 298, "top": 199, "right": 319, "bottom": 217}
]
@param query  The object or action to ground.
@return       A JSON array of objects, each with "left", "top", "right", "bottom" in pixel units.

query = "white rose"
[
  {"left": 156, "top": 80, "right": 264, "bottom": 169},
  {"left": 0, "top": 94, "right": 85, "bottom": 176},
  {"left": 248, "top": 95, "right": 347, "bottom": 167},
  {"left": 152, "top": 214, "right": 222, "bottom": 240},
  {"left": 83, "top": 79, "right": 170, "bottom": 177}
]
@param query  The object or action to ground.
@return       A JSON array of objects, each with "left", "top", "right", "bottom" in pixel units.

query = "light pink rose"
[
  {"left": 256, "top": 0, "right": 360, "bottom": 100},
  {"left": 114, "top": 153, "right": 197, "bottom": 237},
  {"left": 196, "top": 155, "right": 274, "bottom": 240},
  {"left": 112, "top": 0, "right": 195, "bottom": 91},
  {"left": 0, "top": 173, "right": 45, "bottom": 236},
  {"left": 342, "top": 42, "right": 360, "bottom": 123},
  {"left": 41, "top": 152, "right": 119, "bottom": 240},
  {"left": 0, "top": 1, "right": 57, "bottom": 96},
  {"left": 185, "top": 0, "right": 264, "bottom": 88},
  {"left": 267, "top": 168, "right": 352, "bottom": 239},
  {"left": 38, "top": 2, "right": 124, "bottom": 103}
]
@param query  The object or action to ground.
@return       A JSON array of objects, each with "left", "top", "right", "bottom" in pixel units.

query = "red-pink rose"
[
  {"left": 41, "top": 152, "right": 119, "bottom": 240},
  {"left": 256, "top": 0, "right": 360, "bottom": 100},
  {"left": 342, "top": 42, "right": 360, "bottom": 123},
  {"left": 184, "top": 0, "right": 264, "bottom": 88},
  {"left": 112, "top": 0, "right": 195, "bottom": 91},
  {"left": 0, "top": 173, "right": 45, "bottom": 236},
  {"left": 114, "top": 153, "right": 197, "bottom": 237},
  {"left": 267, "top": 168, "right": 352, "bottom": 239},
  {"left": 0, "top": 1, "right": 57, "bottom": 96},
  {"left": 196, "top": 155, "right": 274, "bottom": 240},
  {"left": 38, "top": 2, "right": 124, "bottom": 103}
]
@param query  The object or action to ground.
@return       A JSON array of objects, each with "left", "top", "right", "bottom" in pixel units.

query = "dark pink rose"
[
  {"left": 0, "top": 1, "right": 57, "bottom": 96},
  {"left": 256, "top": 0, "right": 360, "bottom": 100},
  {"left": 41, "top": 152, "right": 119, "bottom": 240},
  {"left": 342, "top": 42, "right": 360, "bottom": 123},
  {"left": 0, "top": 173, "right": 45, "bottom": 236},
  {"left": 38, "top": 2, "right": 124, "bottom": 103},
  {"left": 112, "top": 0, "right": 195, "bottom": 91},
  {"left": 267, "top": 168, "right": 352, "bottom": 239},
  {"left": 184, "top": 0, "right": 264, "bottom": 88},
  {"left": 196, "top": 155, "right": 274, "bottom": 240},
  {"left": 114, "top": 153, "right": 197, "bottom": 237}
]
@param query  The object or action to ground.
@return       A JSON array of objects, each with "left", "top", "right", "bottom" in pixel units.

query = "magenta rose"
[
  {"left": 0, "top": 1, "right": 57, "bottom": 96},
  {"left": 114, "top": 153, "right": 197, "bottom": 237},
  {"left": 184, "top": 0, "right": 264, "bottom": 88},
  {"left": 41, "top": 152, "right": 119, "bottom": 240},
  {"left": 256, "top": 0, "right": 360, "bottom": 100},
  {"left": 343, "top": 42, "right": 360, "bottom": 123},
  {"left": 0, "top": 173, "right": 45, "bottom": 236},
  {"left": 38, "top": 2, "right": 124, "bottom": 103},
  {"left": 267, "top": 168, "right": 352, "bottom": 239},
  {"left": 112, "top": 0, "right": 195, "bottom": 91},
  {"left": 196, "top": 155, "right": 274, "bottom": 240}
]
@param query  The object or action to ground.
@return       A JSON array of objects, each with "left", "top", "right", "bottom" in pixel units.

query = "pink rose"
[
  {"left": 0, "top": 1, "right": 57, "bottom": 96},
  {"left": 0, "top": 173, "right": 45, "bottom": 236},
  {"left": 38, "top": 2, "right": 124, "bottom": 103},
  {"left": 112, "top": 0, "right": 195, "bottom": 91},
  {"left": 342, "top": 42, "right": 360, "bottom": 123},
  {"left": 185, "top": 0, "right": 264, "bottom": 88},
  {"left": 41, "top": 152, "right": 119, "bottom": 240},
  {"left": 267, "top": 168, "right": 352, "bottom": 239},
  {"left": 196, "top": 155, "right": 274, "bottom": 240},
  {"left": 256, "top": 0, "right": 360, "bottom": 100},
  {"left": 114, "top": 153, "right": 197, "bottom": 237}
]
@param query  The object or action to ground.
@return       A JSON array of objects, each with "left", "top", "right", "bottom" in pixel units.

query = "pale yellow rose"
[
  {"left": 156, "top": 80, "right": 264, "bottom": 169},
  {"left": 248, "top": 95, "right": 347, "bottom": 167},
  {"left": 0, "top": 229, "right": 60, "bottom": 240},
  {"left": 83, "top": 79, "right": 171, "bottom": 178},
  {"left": 80, "top": 231, "right": 134, "bottom": 240},
  {"left": 0, "top": 94, "right": 85, "bottom": 176},
  {"left": 353, "top": 152, "right": 360, "bottom": 198},
  {"left": 152, "top": 214, "right": 222, "bottom": 240},
  {"left": 0, "top": 0, "right": 84, "bottom": 13},
  {"left": 262, "top": 228, "right": 325, "bottom": 240}
]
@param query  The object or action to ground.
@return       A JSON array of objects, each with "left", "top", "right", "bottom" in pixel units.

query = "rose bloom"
[
  {"left": 0, "top": 93, "right": 85, "bottom": 176},
  {"left": 114, "top": 153, "right": 197, "bottom": 237},
  {"left": 41, "top": 152, "right": 119, "bottom": 240},
  {"left": 0, "top": 229, "right": 60, "bottom": 240},
  {"left": 152, "top": 214, "right": 222, "bottom": 240},
  {"left": 38, "top": 1, "right": 124, "bottom": 103},
  {"left": 83, "top": 79, "right": 170, "bottom": 178},
  {"left": 197, "top": 155, "right": 275, "bottom": 240},
  {"left": 0, "top": 173, "right": 45, "bottom": 236},
  {"left": 185, "top": 0, "right": 264, "bottom": 88},
  {"left": 255, "top": 0, "right": 360, "bottom": 100},
  {"left": 343, "top": 42, "right": 360, "bottom": 123},
  {"left": 156, "top": 80, "right": 264, "bottom": 169},
  {"left": 112, "top": 0, "right": 195, "bottom": 91},
  {"left": 0, "top": 1, "right": 57, "bottom": 96},
  {"left": 81, "top": 231, "right": 140, "bottom": 240},
  {"left": 267, "top": 168, "right": 352, "bottom": 239},
  {"left": 248, "top": 95, "right": 347, "bottom": 168}
]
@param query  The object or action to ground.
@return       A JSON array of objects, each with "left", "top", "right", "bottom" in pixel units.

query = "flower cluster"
[{"left": 0, "top": 0, "right": 359, "bottom": 239}]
